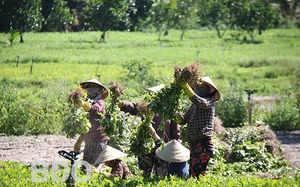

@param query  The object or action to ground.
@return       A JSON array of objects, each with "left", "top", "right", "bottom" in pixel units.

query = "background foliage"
[{"left": 0, "top": 0, "right": 299, "bottom": 41}]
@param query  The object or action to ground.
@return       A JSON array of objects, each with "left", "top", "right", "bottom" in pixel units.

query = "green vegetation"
[
  {"left": 0, "top": 29, "right": 299, "bottom": 135},
  {"left": 0, "top": 29, "right": 299, "bottom": 186},
  {"left": 0, "top": 160, "right": 299, "bottom": 187}
]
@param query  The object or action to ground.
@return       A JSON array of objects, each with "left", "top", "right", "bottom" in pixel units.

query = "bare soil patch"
[{"left": 0, "top": 131, "right": 299, "bottom": 168}]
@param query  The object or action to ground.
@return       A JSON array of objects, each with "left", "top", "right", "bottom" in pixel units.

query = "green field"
[{"left": 1, "top": 29, "right": 299, "bottom": 96}]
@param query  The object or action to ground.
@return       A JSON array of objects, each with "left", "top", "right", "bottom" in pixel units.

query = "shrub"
[
  {"left": 264, "top": 98, "right": 300, "bottom": 131},
  {"left": 215, "top": 91, "right": 248, "bottom": 128},
  {"left": 0, "top": 80, "right": 68, "bottom": 135}
]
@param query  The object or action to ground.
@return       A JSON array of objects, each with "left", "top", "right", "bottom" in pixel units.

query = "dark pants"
[
  {"left": 138, "top": 153, "right": 169, "bottom": 178},
  {"left": 189, "top": 138, "right": 214, "bottom": 178}
]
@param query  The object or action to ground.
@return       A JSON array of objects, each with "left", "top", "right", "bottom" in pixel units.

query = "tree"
[
  {"left": 85, "top": 0, "right": 129, "bottom": 42},
  {"left": 41, "top": 0, "right": 55, "bottom": 31},
  {"left": 173, "top": 0, "right": 198, "bottom": 40},
  {"left": 127, "top": 0, "right": 154, "bottom": 31},
  {"left": 0, "top": 0, "right": 41, "bottom": 42},
  {"left": 64, "top": 0, "right": 88, "bottom": 31},
  {"left": 42, "top": 0, "right": 73, "bottom": 32},
  {"left": 148, "top": 0, "right": 177, "bottom": 40},
  {"left": 234, "top": 0, "right": 277, "bottom": 41},
  {"left": 197, "top": 0, "right": 233, "bottom": 38}
]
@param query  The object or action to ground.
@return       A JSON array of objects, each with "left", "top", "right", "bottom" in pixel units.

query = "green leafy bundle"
[
  {"left": 148, "top": 82, "right": 183, "bottom": 123},
  {"left": 101, "top": 81, "right": 132, "bottom": 150},
  {"left": 63, "top": 87, "right": 91, "bottom": 138},
  {"left": 63, "top": 107, "right": 91, "bottom": 138},
  {"left": 148, "top": 63, "right": 202, "bottom": 130},
  {"left": 129, "top": 113, "right": 154, "bottom": 156}
]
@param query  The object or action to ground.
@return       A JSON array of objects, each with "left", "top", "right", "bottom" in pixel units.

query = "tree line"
[{"left": 0, "top": 0, "right": 299, "bottom": 42}]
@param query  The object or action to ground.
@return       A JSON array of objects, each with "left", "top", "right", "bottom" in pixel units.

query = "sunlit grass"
[{"left": 0, "top": 29, "right": 299, "bottom": 95}]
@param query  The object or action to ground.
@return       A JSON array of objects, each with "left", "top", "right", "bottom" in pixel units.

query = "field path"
[
  {"left": 0, "top": 132, "right": 299, "bottom": 168},
  {"left": 0, "top": 135, "right": 82, "bottom": 164},
  {"left": 275, "top": 131, "right": 300, "bottom": 168}
]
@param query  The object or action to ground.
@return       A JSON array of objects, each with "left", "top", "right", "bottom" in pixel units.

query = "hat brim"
[
  {"left": 80, "top": 79, "right": 108, "bottom": 100},
  {"left": 200, "top": 77, "right": 221, "bottom": 101},
  {"left": 94, "top": 146, "right": 127, "bottom": 165},
  {"left": 145, "top": 84, "right": 165, "bottom": 93},
  {"left": 155, "top": 140, "right": 190, "bottom": 163}
]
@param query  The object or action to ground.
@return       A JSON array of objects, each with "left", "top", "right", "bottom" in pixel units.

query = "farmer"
[
  {"left": 118, "top": 85, "right": 181, "bottom": 178},
  {"left": 73, "top": 79, "right": 110, "bottom": 168},
  {"left": 94, "top": 145, "right": 133, "bottom": 179},
  {"left": 176, "top": 76, "right": 221, "bottom": 178},
  {"left": 147, "top": 124, "right": 190, "bottom": 179}
]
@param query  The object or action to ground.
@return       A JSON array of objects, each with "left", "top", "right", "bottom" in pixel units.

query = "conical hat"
[
  {"left": 94, "top": 145, "right": 127, "bottom": 165},
  {"left": 80, "top": 79, "right": 108, "bottom": 100},
  {"left": 145, "top": 84, "right": 165, "bottom": 93},
  {"left": 200, "top": 76, "right": 221, "bottom": 101},
  {"left": 155, "top": 140, "right": 190, "bottom": 163}
]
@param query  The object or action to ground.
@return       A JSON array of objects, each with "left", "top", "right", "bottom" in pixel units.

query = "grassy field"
[{"left": 1, "top": 29, "right": 299, "bottom": 96}]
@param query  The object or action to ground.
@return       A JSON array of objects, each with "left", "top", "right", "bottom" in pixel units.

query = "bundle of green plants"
[
  {"left": 62, "top": 87, "right": 91, "bottom": 138},
  {"left": 148, "top": 62, "right": 203, "bottom": 130},
  {"left": 101, "top": 81, "right": 132, "bottom": 150},
  {"left": 129, "top": 102, "right": 154, "bottom": 156}
]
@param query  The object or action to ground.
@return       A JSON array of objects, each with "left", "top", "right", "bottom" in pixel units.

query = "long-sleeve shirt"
[
  {"left": 110, "top": 159, "right": 133, "bottom": 179},
  {"left": 120, "top": 101, "right": 181, "bottom": 143},
  {"left": 84, "top": 99, "right": 109, "bottom": 144},
  {"left": 182, "top": 95, "right": 215, "bottom": 142}
]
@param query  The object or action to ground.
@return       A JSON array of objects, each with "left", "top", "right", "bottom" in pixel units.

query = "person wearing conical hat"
[
  {"left": 148, "top": 124, "right": 190, "bottom": 179},
  {"left": 176, "top": 76, "right": 221, "bottom": 178},
  {"left": 117, "top": 84, "right": 181, "bottom": 178},
  {"left": 73, "top": 79, "right": 110, "bottom": 167},
  {"left": 94, "top": 145, "right": 133, "bottom": 179}
]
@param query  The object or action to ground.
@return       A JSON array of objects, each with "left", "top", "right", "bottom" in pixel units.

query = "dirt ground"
[
  {"left": 0, "top": 131, "right": 299, "bottom": 168},
  {"left": 0, "top": 135, "right": 83, "bottom": 165},
  {"left": 274, "top": 130, "right": 300, "bottom": 168}
]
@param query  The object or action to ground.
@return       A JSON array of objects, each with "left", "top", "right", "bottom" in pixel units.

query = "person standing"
[
  {"left": 74, "top": 79, "right": 109, "bottom": 167},
  {"left": 176, "top": 76, "right": 221, "bottom": 178},
  {"left": 118, "top": 85, "right": 181, "bottom": 178}
]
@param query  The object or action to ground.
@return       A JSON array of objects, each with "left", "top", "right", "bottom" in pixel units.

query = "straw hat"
[
  {"left": 94, "top": 145, "right": 127, "bottom": 165},
  {"left": 80, "top": 79, "right": 108, "bottom": 100},
  {"left": 199, "top": 76, "right": 221, "bottom": 101},
  {"left": 145, "top": 84, "right": 165, "bottom": 93},
  {"left": 155, "top": 140, "right": 190, "bottom": 163}
]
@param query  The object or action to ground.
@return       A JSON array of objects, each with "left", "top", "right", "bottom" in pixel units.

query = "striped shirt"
[{"left": 182, "top": 95, "right": 215, "bottom": 142}]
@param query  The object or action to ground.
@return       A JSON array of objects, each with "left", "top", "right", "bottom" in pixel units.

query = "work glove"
[
  {"left": 74, "top": 134, "right": 84, "bottom": 152},
  {"left": 117, "top": 99, "right": 125, "bottom": 108},
  {"left": 179, "top": 80, "right": 195, "bottom": 98},
  {"left": 174, "top": 113, "right": 182, "bottom": 124},
  {"left": 147, "top": 124, "right": 160, "bottom": 142},
  {"left": 76, "top": 99, "right": 91, "bottom": 112}
]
